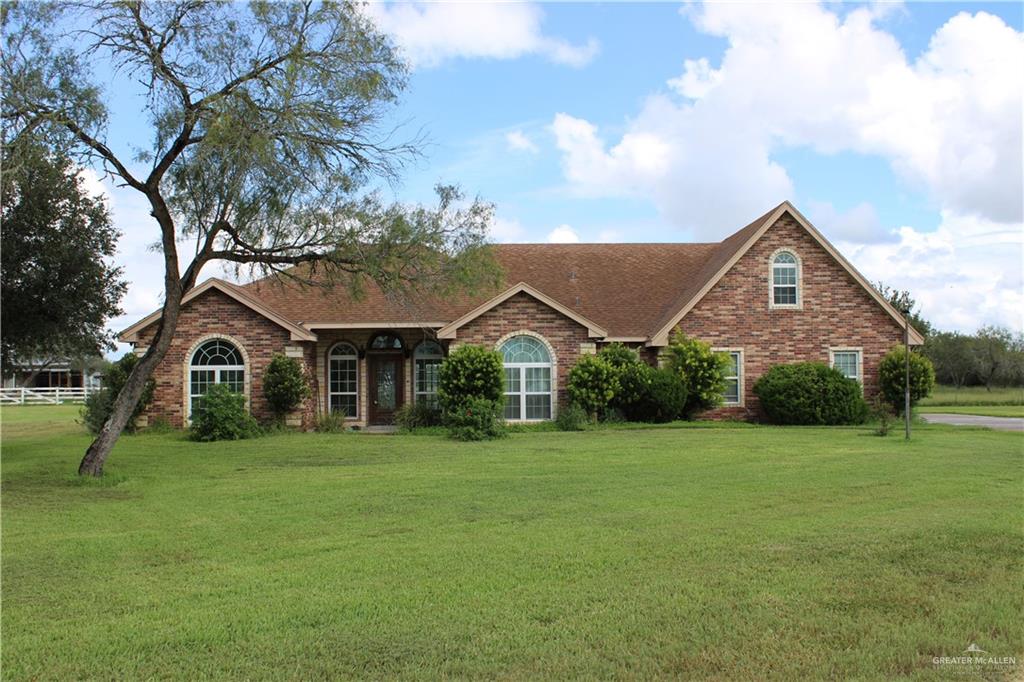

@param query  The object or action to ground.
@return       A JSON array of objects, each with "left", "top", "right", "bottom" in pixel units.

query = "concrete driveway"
[{"left": 920, "top": 413, "right": 1024, "bottom": 432}]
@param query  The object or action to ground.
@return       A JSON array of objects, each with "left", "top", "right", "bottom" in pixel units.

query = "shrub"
[
  {"left": 612, "top": 360, "right": 654, "bottom": 416},
  {"left": 870, "top": 395, "right": 894, "bottom": 437},
  {"left": 438, "top": 344, "right": 504, "bottom": 411},
  {"left": 566, "top": 354, "right": 618, "bottom": 419},
  {"left": 599, "top": 342, "right": 640, "bottom": 370},
  {"left": 444, "top": 396, "right": 506, "bottom": 441},
  {"left": 664, "top": 332, "right": 729, "bottom": 417},
  {"left": 190, "top": 384, "right": 259, "bottom": 441},
  {"left": 80, "top": 352, "right": 155, "bottom": 434},
  {"left": 394, "top": 401, "right": 442, "bottom": 431},
  {"left": 263, "top": 354, "right": 310, "bottom": 420},
  {"left": 315, "top": 410, "right": 349, "bottom": 433},
  {"left": 879, "top": 347, "right": 936, "bottom": 415},
  {"left": 753, "top": 362, "right": 868, "bottom": 425},
  {"left": 628, "top": 368, "right": 687, "bottom": 423},
  {"left": 555, "top": 403, "right": 589, "bottom": 431}
]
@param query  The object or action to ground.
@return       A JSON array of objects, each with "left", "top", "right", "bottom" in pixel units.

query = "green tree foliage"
[
  {"left": 438, "top": 345, "right": 504, "bottom": 411},
  {"left": 566, "top": 355, "right": 618, "bottom": 419},
  {"left": 664, "top": 332, "right": 729, "bottom": 416},
  {"left": 0, "top": 140, "right": 125, "bottom": 369},
  {"left": 926, "top": 332, "right": 977, "bottom": 390},
  {"left": 81, "top": 354, "right": 154, "bottom": 435},
  {"left": 875, "top": 282, "right": 932, "bottom": 337},
  {"left": 190, "top": 384, "right": 259, "bottom": 442},
  {"left": 753, "top": 363, "right": 868, "bottom": 425},
  {"left": 2, "top": 1, "right": 502, "bottom": 474},
  {"left": 262, "top": 354, "right": 311, "bottom": 419},
  {"left": 878, "top": 347, "right": 936, "bottom": 415},
  {"left": 598, "top": 342, "right": 640, "bottom": 371}
]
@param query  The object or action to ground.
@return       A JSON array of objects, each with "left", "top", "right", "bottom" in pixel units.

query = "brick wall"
[
  {"left": 135, "top": 289, "right": 317, "bottom": 428},
  {"left": 674, "top": 214, "right": 906, "bottom": 419},
  {"left": 455, "top": 292, "right": 592, "bottom": 412}
]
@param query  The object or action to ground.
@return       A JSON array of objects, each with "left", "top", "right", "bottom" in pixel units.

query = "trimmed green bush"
[
  {"left": 80, "top": 352, "right": 155, "bottom": 434},
  {"left": 445, "top": 396, "right": 506, "bottom": 441},
  {"left": 753, "top": 362, "right": 868, "bottom": 425},
  {"left": 628, "top": 368, "right": 687, "bottom": 423},
  {"left": 555, "top": 403, "right": 589, "bottom": 431},
  {"left": 879, "top": 347, "right": 936, "bottom": 415},
  {"left": 190, "top": 384, "right": 259, "bottom": 441},
  {"left": 613, "top": 361, "right": 653, "bottom": 416},
  {"left": 394, "top": 401, "right": 442, "bottom": 431},
  {"left": 598, "top": 342, "right": 640, "bottom": 370},
  {"left": 566, "top": 354, "right": 618, "bottom": 419},
  {"left": 664, "top": 332, "right": 729, "bottom": 417},
  {"left": 438, "top": 344, "right": 504, "bottom": 410},
  {"left": 262, "top": 353, "right": 310, "bottom": 420}
]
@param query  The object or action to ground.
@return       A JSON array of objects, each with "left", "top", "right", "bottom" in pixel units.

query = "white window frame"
[
  {"left": 829, "top": 347, "right": 863, "bottom": 385},
  {"left": 327, "top": 342, "right": 359, "bottom": 419},
  {"left": 498, "top": 334, "right": 555, "bottom": 422},
  {"left": 769, "top": 248, "right": 802, "bottom": 310},
  {"left": 413, "top": 341, "right": 444, "bottom": 407},
  {"left": 187, "top": 337, "right": 247, "bottom": 420},
  {"left": 713, "top": 347, "right": 744, "bottom": 407}
]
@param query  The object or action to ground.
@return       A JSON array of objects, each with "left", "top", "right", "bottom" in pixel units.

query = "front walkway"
[{"left": 920, "top": 413, "right": 1024, "bottom": 432}]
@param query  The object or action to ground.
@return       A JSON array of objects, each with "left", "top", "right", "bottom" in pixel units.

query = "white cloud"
[
  {"left": 807, "top": 201, "right": 897, "bottom": 244},
  {"left": 551, "top": 4, "right": 1023, "bottom": 237},
  {"left": 840, "top": 211, "right": 1024, "bottom": 332},
  {"left": 547, "top": 224, "right": 580, "bottom": 243},
  {"left": 364, "top": 3, "right": 599, "bottom": 69},
  {"left": 596, "top": 228, "right": 623, "bottom": 243},
  {"left": 505, "top": 130, "right": 539, "bottom": 154},
  {"left": 489, "top": 216, "right": 527, "bottom": 243}
]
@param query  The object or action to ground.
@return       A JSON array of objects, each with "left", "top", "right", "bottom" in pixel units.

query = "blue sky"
[{"left": 86, "top": 2, "right": 1023, "bottom": 345}]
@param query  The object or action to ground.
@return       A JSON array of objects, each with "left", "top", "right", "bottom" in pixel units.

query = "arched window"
[
  {"left": 771, "top": 251, "right": 799, "bottom": 307},
  {"left": 189, "top": 338, "right": 245, "bottom": 417},
  {"left": 414, "top": 341, "right": 444, "bottom": 408},
  {"left": 500, "top": 335, "right": 553, "bottom": 420},
  {"left": 369, "top": 333, "right": 404, "bottom": 350},
  {"left": 328, "top": 343, "right": 359, "bottom": 418}
]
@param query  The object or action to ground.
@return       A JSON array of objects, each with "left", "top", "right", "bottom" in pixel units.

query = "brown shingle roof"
[{"left": 238, "top": 202, "right": 787, "bottom": 339}]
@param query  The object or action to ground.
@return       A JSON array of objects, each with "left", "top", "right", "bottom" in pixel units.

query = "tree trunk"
[{"left": 77, "top": 300, "right": 182, "bottom": 476}]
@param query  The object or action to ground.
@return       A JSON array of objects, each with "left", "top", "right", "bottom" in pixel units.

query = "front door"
[{"left": 368, "top": 354, "right": 403, "bottom": 424}]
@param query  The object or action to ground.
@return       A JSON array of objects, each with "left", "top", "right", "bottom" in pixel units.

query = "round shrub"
[
  {"left": 878, "top": 346, "right": 935, "bottom": 415},
  {"left": 628, "top": 368, "right": 687, "bottom": 423},
  {"left": 438, "top": 344, "right": 504, "bottom": 412},
  {"left": 445, "top": 396, "right": 506, "bottom": 441},
  {"left": 753, "top": 362, "right": 868, "bottom": 425},
  {"left": 81, "top": 352, "right": 155, "bottom": 434},
  {"left": 613, "top": 361, "right": 654, "bottom": 416},
  {"left": 599, "top": 342, "right": 640, "bottom": 370},
  {"left": 263, "top": 353, "right": 310, "bottom": 419},
  {"left": 555, "top": 403, "right": 589, "bottom": 431},
  {"left": 566, "top": 354, "right": 618, "bottom": 419},
  {"left": 190, "top": 383, "right": 259, "bottom": 441},
  {"left": 664, "top": 332, "right": 729, "bottom": 417}
]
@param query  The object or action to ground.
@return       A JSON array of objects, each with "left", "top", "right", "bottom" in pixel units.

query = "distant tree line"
[{"left": 877, "top": 283, "right": 1024, "bottom": 391}]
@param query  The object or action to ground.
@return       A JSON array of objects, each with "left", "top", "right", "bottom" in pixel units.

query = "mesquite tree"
[{"left": 2, "top": 1, "right": 499, "bottom": 476}]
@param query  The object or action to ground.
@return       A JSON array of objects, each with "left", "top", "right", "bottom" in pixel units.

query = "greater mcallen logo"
[{"left": 932, "top": 642, "right": 1017, "bottom": 671}]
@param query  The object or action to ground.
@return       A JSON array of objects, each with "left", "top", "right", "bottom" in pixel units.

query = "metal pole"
[{"left": 904, "top": 309, "right": 911, "bottom": 440}]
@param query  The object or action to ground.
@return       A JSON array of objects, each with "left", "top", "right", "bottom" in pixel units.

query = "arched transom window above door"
[
  {"left": 188, "top": 338, "right": 245, "bottom": 418},
  {"left": 369, "top": 333, "right": 404, "bottom": 350},
  {"left": 500, "top": 335, "right": 553, "bottom": 421}
]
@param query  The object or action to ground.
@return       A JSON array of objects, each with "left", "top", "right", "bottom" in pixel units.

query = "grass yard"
[
  {"left": 920, "top": 385, "right": 1024, "bottom": 407},
  {"left": 2, "top": 405, "right": 1022, "bottom": 679},
  {"left": 917, "top": 405, "right": 1024, "bottom": 418}
]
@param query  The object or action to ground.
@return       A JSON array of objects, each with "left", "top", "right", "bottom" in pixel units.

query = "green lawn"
[
  {"left": 918, "top": 405, "right": 1024, "bottom": 418},
  {"left": 2, "top": 406, "right": 1023, "bottom": 680},
  {"left": 920, "top": 385, "right": 1024, "bottom": 406}
]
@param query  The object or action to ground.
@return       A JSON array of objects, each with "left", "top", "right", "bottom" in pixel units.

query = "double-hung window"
[
  {"left": 714, "top": 348, "right": 743, "bottom": 406},
  {"left": 188, "top": 338, "right": 245, "bottom": 418},
  {"left": 414, "top": 341, "right": 444, "bottom": 408},
  {"left": 328, "top": 343, "right": 359, "bottom": 417},
  {"left": 771, "top": 251, "right": 799, "bottom": 307},
  {"left": 830, "top": 348, "right": 862, "bottom": 383}
]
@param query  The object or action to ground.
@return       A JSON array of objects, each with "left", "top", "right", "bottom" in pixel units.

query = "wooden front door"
[{"left": 368, "top": 354, "right": 403, "bottom": 424}]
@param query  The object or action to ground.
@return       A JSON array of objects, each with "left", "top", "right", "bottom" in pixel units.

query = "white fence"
[{"left": 0, "top": 387, "right": 96, "bottom": 405}]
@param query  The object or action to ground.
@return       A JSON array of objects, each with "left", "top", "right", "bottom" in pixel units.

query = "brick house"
[{"left": 119, "top": 201, "right": 923, "bottom": 428}]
